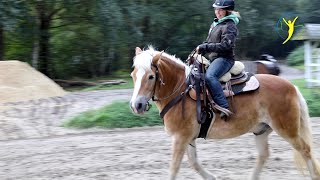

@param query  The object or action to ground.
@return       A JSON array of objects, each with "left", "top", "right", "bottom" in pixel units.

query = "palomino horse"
[{"left": 130, "top": 46, "right": 320, "bottom": 180}]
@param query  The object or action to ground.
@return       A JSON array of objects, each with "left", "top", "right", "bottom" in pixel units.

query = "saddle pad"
[{"left": 223, "top": 73, "right": 259, "bottom": 97}]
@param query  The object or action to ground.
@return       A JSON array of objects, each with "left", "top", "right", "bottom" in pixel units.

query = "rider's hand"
[{"left": 197, "top": 43, "right": 207, "bottom": 55}]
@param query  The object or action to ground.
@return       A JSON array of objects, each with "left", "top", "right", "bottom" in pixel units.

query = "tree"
[
  {"left": 2, "top": 0, "right": 313, "bottom": 78},
  {"left": 296, "top": 0, "right": 320, "bottom": 23},
  {"left": 21, "top": 0, "right": 94, "bottom": 77},
  {"left": 0, "top": 0, "right": 25, "bottom": 60}
]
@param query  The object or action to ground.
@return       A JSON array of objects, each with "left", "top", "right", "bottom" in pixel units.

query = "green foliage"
[
  {"left": 287, "top": 45, "right": 320, "bottom": 68},
  {"left": 287, "top": 45, "right": 304, "bottom": 66},
  {"left": 51, "top": 24, "right": 106, "bottom": 78},
  {"left": 0, "top": 0, "right": 26, "bottom": 30},
  {"left": 296, "top": 0, "right": 320, "bottom": 23},
  {"left": 2, "top": 0, "right": 317, "bottom": 78},
  {"left": 63, "top": 101, "right": 162, "bottom": 128},
  {"left": 291, "top": 79, "right": 320, "bottom": 117}
]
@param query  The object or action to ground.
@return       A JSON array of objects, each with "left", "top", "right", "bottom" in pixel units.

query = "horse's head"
[{"left": 130, "top": 46, "right": 161, "bottom": 114}]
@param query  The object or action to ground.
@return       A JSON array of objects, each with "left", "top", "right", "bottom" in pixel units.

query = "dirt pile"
[{"left": 0, "top": 60, "right": 67, "bottom": 103}]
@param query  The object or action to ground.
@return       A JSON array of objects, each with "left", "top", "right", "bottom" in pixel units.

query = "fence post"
[{"left": 304, "top": 40, "right": 312, "bottom": 87}]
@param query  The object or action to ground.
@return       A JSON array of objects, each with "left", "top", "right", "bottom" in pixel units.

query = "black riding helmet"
[{"left": 212, "top": 0, "right": 235, "bottom": 10}]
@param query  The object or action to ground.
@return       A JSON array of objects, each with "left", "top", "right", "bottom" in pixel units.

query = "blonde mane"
[{"left": 133, "top": 46, "right": 190, "bottom": 77}]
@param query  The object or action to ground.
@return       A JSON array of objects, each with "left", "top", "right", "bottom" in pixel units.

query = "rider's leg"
[{"left": 205, "top": 57, "right": 234, "bottom": 117}]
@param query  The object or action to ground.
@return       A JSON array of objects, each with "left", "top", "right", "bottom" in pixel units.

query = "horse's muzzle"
[{"left": 130, "top": 96, "right": 149, "bottom": 115}]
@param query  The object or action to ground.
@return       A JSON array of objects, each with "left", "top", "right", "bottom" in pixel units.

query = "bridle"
[
  {"left": 144, "top": 52, "right": 193, "bottom": 119},
  {"left": 150, "top": 53, "right": 187, "bottom": 102},
  {"left": 142, "top": 54, "right": 185, "bottom": 112}
]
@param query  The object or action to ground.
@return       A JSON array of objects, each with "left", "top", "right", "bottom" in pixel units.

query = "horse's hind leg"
[
  {"left": 273, "top": 123, "right": 320, "bottom": 180},
  {"left": 187, "top": 140, "right": 216, "bottom": 180},
  {"left": 272, "top": 88, "right": 320, "bottom": 180},
  {"left": 272, "top": 115, "right": 320, "bottom": 178},
  {"left": 251, "top": 128, "right": 273, "bottom": 180},
  {"left": 288, "top": 135, "right": 320, "bottom": 180}
]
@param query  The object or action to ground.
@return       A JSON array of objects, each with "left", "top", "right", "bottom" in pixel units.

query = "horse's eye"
[{"left": 149, "top": 75, "right": 155, "bottom": 80}]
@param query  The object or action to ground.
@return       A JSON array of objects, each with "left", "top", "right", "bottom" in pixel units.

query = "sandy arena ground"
[
  {"left": 0, "top": 65, "right": 319, "bottom": 180},
  {"left": 0, "top": 120, "right": 319, "bottom": 180}
]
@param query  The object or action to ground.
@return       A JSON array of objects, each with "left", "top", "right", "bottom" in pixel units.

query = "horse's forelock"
[{"left": 133, "top": 47, "right": 156, "bottom": 70}]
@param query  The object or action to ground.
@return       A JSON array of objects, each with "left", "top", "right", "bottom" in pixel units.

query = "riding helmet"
[{"left": 212, "top": 0, "right": 235, "bottom": 10}]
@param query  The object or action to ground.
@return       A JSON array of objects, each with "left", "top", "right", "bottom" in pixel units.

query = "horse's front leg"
[
  {"left": 169, "top": 135, "right": 189, "bottom": 180},
  {"left": 187, "top": 140, "right": 216, "bottom": 180}
]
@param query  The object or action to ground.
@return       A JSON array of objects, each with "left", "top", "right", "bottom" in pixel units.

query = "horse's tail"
[{"left": 293, "top": 86, "right": 320, "bottom": 175}]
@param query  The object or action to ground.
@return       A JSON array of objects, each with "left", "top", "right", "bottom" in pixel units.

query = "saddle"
[{"left": 187, "top": 55, "right": 260, "bottom": 125}]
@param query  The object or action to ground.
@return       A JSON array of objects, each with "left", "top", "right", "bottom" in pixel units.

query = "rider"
[{"left": 196, "top": 0, "right": 240, "bottom": 120}]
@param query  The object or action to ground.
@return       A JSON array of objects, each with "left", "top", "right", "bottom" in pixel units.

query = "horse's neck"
[{"left": 154, "top": 58, "right": 187, "bottom": 108}]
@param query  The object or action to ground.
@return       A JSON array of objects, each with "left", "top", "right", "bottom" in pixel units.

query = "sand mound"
[{"left": 0, "top": 60, "right": 67, "bottom": 104}]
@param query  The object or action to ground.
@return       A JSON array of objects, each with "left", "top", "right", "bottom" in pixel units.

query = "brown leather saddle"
[
  {"left": 186, "top": 55, "right": 260, "bottom": 125},
  {"left": 189, "top": 71, "right": 259, "bottom": 99}
]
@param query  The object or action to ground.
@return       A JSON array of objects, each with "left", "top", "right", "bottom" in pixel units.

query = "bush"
[
  {"left": 291, "top": 79, "right": 320, "bottom": 117},
  {"left": 306, "top": 91, "right": 320, "bottom": 117},
  {"left": 287, "top": 46, "right": 304, "bottom": 66}
]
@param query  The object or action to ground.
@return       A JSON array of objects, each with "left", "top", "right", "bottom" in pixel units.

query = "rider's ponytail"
[{"left": 229, "top": 11, "right": 241, "bottom": 19}]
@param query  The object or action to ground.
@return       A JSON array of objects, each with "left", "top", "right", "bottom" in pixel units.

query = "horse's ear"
[
  {"left": 135, "top": 47, "right": 142, "bottom": 56},
  {"left": 152, "top": 51, "right": 164, "bottom": 65}
]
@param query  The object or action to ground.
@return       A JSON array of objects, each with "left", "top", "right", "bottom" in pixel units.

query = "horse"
[
  {"left": 129, "top": 46, "right": 320, "bottom": 180},
  {"left": 242, "top": 54, "right": 281, "bottom": 76}
]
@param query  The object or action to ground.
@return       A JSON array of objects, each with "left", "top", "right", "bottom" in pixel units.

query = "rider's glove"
[{"left": 197, "top": 43, "right": 207, "bottom": 55}]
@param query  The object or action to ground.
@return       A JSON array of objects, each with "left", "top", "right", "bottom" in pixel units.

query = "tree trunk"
[
  {"left": 99, "top": 46, "right": 108, "bottom": 76},
  {"left": 32, "top": 40, "right": 39, "bottom": 69},
  {"left": 142, "top": 15, "right": 150, "bottom": 42},
  {"left": 38, "top": 16, "right": 50, "bottom": 77},
  {"left": 0, "top": 25, "right": 4, "bottom": 60},
  {"left": 106, "top": 48, "right": 114, "bottom": 75}
]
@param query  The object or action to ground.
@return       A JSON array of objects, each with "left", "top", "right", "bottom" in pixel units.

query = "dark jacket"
[{"left": 205, "top": 18, "right": 238, "bottom": 61}]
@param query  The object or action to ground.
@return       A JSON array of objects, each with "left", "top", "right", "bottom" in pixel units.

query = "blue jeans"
[{"left": 205, "top": 57, "right": 234, "bottom": 109}]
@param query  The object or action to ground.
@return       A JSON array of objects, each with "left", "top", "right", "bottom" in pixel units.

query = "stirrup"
[
  {"left": 212, "top": 103, "right": 233, "bottom": 117},
  {"left": 220, "top": 112, "right": 228, "bottom": 121},
  {"left": 219, "top": 107, "right": 233, "bottom": 117}
]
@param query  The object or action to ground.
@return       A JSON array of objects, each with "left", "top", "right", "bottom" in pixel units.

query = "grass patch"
[
  {"left": 291, "top": 79, "right": 320, "bottom": 117},
  {"left": 63, "top": 101, "right": 162, "bottom": 129}
]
